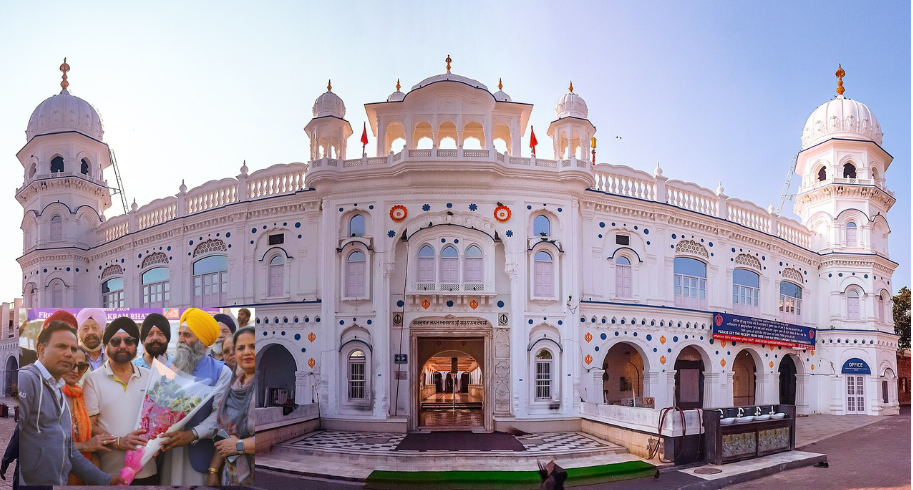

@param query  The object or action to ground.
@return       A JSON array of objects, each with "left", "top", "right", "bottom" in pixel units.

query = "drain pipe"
[{"left": 393, "top": 239, "right": 410, "bottom": 417}]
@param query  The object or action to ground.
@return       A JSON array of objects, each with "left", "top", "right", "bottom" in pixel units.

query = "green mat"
[{"left": 365, "top": 460, "right": 657, "bottom": 489}]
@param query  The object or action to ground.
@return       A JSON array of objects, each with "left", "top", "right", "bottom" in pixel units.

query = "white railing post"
[
  {"left": 716, "top": 183, "right": 728, "bottom": 219},
  {"left": 768, "top": 204, "right": 778, "bottom": 235},
  {"left": 653, "top": 164, "right": 667, "bottom": 203}
]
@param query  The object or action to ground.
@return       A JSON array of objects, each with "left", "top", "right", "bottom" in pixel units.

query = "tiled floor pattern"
[
  {"left": 420, "top": 393, "right": 483, "bottom": 403},
  {"left": 284, "top": 429, "right": 614, "bottom": 453}
]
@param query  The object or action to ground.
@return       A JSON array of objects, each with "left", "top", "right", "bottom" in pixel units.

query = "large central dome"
[
  {"left": 801, "top": 95, "right": 882, "bottom": 149},
  {"left": 410, "top": 72, "right": 489, "bottom": 92},
  {"left": 26, "top": 89, "right": 104, "bottom": 142}
]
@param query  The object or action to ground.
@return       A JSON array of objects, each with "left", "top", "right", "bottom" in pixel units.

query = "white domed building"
[{"left": 16, "top": 61, "right": 900, "bottom": 447}]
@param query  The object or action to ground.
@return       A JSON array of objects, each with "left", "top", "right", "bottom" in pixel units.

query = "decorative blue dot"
[
  {"left": 251, "top": 228, "right": 257, "bottom": 234},
  {"left": 422, "top": 204, "right": 430, "bottom": 211},
  {"left": 262, "top": 330, "right": 267, "bottom": 336},
  {"left": 580, "top": 318, "right": 585, "bottom": 323},
  {"left": 708, "top": 242, "right": 713, "bottom": 247},
  {"left": 301, "top": 348, "right": 307, "bottom": 353},
  {"left": 646, "top": 334, "right": 653, "bottom": 341},
  {"left": 668, "top": 348, "right": 672, "bottom": 353},
  {"left": 454, "top": 239, "right": 459, "bottom": 244},
  {"left": 611, "top": 318, "right": 616, "bottom": 324},
  {"left": 282, "top": 223, "right": 287, "bottom": 227},
  {"left": 527, "top": 205, "right": 532, "bottom": 210},
  {"left": 298, "top": 235, "right": 302, "bottom": 239},
  {"left": 672, "top": 234, "right": 677, "bottom": 239},
  {"left": 338, "top": 208, "right": 344, "bottom": 212},
  {"left": 66, "top": 267, "right": 70, "bottom": 271},
  {"left": 339, "top": 320, "right": 345, "bottom": 325},
  {"left": 653, "top": 348, "right": 658, "bottom": 352},
  {"left": 599, "top": 222, "right": 605, "bottom": 228},
  {"left": 761, "top": 256, "right": 765, "bottom": 261},
  {"left": 684, "top": 335, "right": 688, "bottom": 339},
  {"left": 611, "top": 222, "right": 616, "bottom": 226},
  {"left": 304, "top": 317, "right": 309, "bottom": 322},
  {"left": 397, "top": 300, "right": 405, "bottom": 307},
  {"left": 864, "top": 274, "right": 868, "bottom": 278},
  {"left": 557, "top": 208, "right": 562, "bottom": 212},
  {"left": 295, "top": 222, "right": 301, "bottom": 228},
  {"left": 828, "top": 273, "right": 832, "bottom": 277},
  {"left": 673, "top": 336, "right": 679, "bottom": 342},
  {"left": 615, "top": 332, "right": 619, "bottom": 336},
  {"left": 594, "top": 346, "right": 600, "bottom": 352},
  {"left": 295, "top": 334, "right": 301, "bottom": 340},
  {"left": 646, "top": 241, "right": 651, "bottom": 245},
  {"left": 43, "top": 269, "right": 47, "bottom": 273},
  {"left": 709, "top": 339, "right": 714, "bottom": 344},
  {"left": 446, "top": 300, "right": 454, "bottom": 307},
  {"left": 505, "top": 230, "right": 513, "bottom": 237},
  {"left": 633, "top": 332, "right": 638, "bottom": 337},
  {"left": 446, "top": 203, "right": 452, "bottom": 208},
  {"left": 601, "top": 318, "right": 606, "bottom": 324},
  {"left": 598, "top": 234, "right": 603, "bottom": 239},
  {"left": 250, "top": 241, "right": 254, "bottom": 245},
  {"left": 634, "top": 226, "right": 638, "bottom": 230},
  {"left": 441, "top": 238, "right": 446, "bottom": 243},
  {"left": 367, "top": 319, "right": 372, "bottom": 325},
  {"left": 469, "top": 203, "right": 477, "bottom": 211},
  {"left": 281, "top": 331, "right": 286, "bottom": 336},
  {"left": 558, "top": 320, "right": 562, "bottom": 325},
  {"left": 316, "top": 317, "right": 320, "bottom": 323},
  {"left": 497, "top": 300, "right": 504, "bottom": 308},
  {"left": 528, "top": 319, "right": 534, "bottom": 325},
  {"left": 592, "top": 317, "right": 597, "bottom": 323},
  {"left": 838, "top": 273, "right": 843, "bottom": 277},
  {"left": 600, "top": 333, "right": 607, "bottom": 340},
  {"left": 228, "top": 244, "right": 231, "bottom": 248},
  {"left": 644, "top": 229, "right": 649, "bottom": 235}
]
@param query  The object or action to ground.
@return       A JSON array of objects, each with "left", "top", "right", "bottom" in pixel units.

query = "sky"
[{"left": 0, "top": 1, "right": 909, "bottom": 301}]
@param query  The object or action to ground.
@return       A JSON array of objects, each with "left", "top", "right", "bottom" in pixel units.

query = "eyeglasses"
[
  {"left": 109, "top": 337, "right": 137, "bottom": 347},
  {"left": 73, "top": 362, "right": 90, "bottom": 374}
]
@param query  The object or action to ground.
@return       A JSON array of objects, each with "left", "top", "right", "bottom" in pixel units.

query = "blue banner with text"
[{"left": 711, "top": 312, "right": 816, "bottom": 348}]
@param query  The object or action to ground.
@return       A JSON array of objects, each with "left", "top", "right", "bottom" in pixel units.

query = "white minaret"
[
  {"left": 304, "top": 79, "right": 353, "bottom": 161},
  {"left": 546, "top": 81, "right": 596, "bottom": 161},
  {"left": 16, "top": 59, "right": 113, "bottom": 307}
]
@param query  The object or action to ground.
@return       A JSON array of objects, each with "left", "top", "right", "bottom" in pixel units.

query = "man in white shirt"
[
  {"left": 76, "top": 308, "right": 108, "bottom": 371},
  {"left": 133, "top": 313, "right": 172, "bottom": 370},
  {"left": 83, "top": 317, "right": 158, "bottom": 485}
]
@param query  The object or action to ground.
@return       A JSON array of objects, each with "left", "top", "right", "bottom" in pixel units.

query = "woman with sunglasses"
[{"left": 63, "top": 345, "right": 117, "bottom": 485}]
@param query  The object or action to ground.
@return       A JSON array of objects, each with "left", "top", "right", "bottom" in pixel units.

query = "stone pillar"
[
  {"left": 665, "top": 370, "right": 677, "bottom": 408},
  {"left": 376, "top": 117, "right": 385, "bottom": 157},
  {"left": 295, "top": 370, "right": 311, "bottom": 404},
  {"left": 644, "top": 370, "right": 665, "bottom": 408},
  {"left": 725, "top": 371, "right": 735, "bottom": 407},
  {"left": 757, "top": 370, "right": 776, "bottom": 405},
  {"left": 795, "top": 373, "right": 809, "bottom": 414},
  {"left": 830, "top": 375, "right": 844, "bottom": 414},
  {"left": 589, "top": 369, "right": 606, "bottom": 403},
  {"left": 703, "top": 372, "right": 720, "bottom": 407}
]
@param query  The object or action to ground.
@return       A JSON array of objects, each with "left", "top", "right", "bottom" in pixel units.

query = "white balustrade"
[
  {"left": 726, "top": 200, "right": 768, "bottom": 233},
  {"left": 665, "top": 180, "right": 718, "bottom": 216}
]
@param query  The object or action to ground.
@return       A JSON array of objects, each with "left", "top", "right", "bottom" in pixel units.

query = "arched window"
[
  {"left": 779, "top": 281, "right": 802, "bottom": 323},
  {"left": 50, "top": 215, "right": 62, "bottom": 242},
  {"left": 268, "top": 255, "right": 284, "bottom": 297},
  {"left": 534, "top": 215, "right": 550, "bottom": 236},
  {"left": 464, "top": 245, "right": 483, "bottom": 285},
  {"left": 872, "top": 168, "right": 879, "bottom": 182},
  {"left": 615, "top": 256, "right": 632, "bottom": 298},
  {"left": 349, "top": 214, "right": 365, "bottom": 237},
  {"left": 102, "top": 277, "right": 124, "bottom": 308},
  {"left": 51, "top": 156, "right": 64, "bottom": 173},
  {"left": 417, "top": 245, "right": 435, "bottom": 283},
  {"left": 345, "top": 251, "right": 366, "bottom": 298},
  {"left": 534, "top": 251, "right": 554, "bottom": 298},
  {"left": 440, "top": 246, "right": 459, "bottom": 285},
  {"left": 26, "top": 283, "right": 37, "bottom": 308},
  {"left": 733, "top": 269, "right": 760, "bottom": 315},
  {"left": 193, "top": 255, "right": 228, "bottom": 307},
  {"left": 843, "top": 163, "right": 856, "bottom": 179},
  {"left": 348, "top": 350, "right": 366, "bottom": 400},
  {"left": 28, "top": 163, "right": 36, "bottom": 179},
  {"left": 847, "top": 288, "right": 861, "bottom": 320},
  {"left": 817, "top": 166, "right": 827, "bottom": 182},
  {"left": 141, "top": 267, "right": 170, "bottom": 308},
  {"left": 846, "top": 222, "right": 857, "bottom": 247},
  {"left": 876, "top": 291, "right": 887, "bottom": 323},
  {"left": 49, "top": 279, "right": 65, "bottom": 308},
  {"left": 535, "top": 349, "right": 554, "bottom": 400},
  {"left": 674, "top": 257, "right": 707, "bottom": 309},
  {"left": 80, "top": 158, "right": 90, "bottom": 176}
]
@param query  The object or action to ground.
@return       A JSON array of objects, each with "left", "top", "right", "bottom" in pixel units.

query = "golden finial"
[
  {"left": 445, "top": 54, "right": 452, "bottom": 72},
  {"left": 498, "top": 78, "right": 503, "bottom": 91},
  {"left": 327, "top": 79, "right": 332, "bottom": 92},
  {"left": 396, "top": 78, "right": 401, "bottom": 91},
  {"left": 835, "top": 64, "right": 845, "bottom": 96},
  {"left": 591, "top": 136, "right": 597, "bottom": 149},
  {"left": 60, "top": 57, "right": 70, "bottom": 91}
]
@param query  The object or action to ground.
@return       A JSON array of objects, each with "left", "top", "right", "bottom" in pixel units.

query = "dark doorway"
[
  {"left": 674, "top": 346, "right": 705, "bottom": 409},
  {"left": 779, "top": 355, "right": 797, "bottom": 405}
]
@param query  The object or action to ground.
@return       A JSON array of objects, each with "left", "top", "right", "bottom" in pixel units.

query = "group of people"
[{"left": 13, "top": 307, "right": 256, "bottom": 487}]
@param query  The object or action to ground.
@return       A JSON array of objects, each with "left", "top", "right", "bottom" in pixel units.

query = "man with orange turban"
[{"left": 158, "top": 309, "right": 231, "bottom": 485}]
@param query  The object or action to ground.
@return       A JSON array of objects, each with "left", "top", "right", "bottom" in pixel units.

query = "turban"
[
  {"left": 213, "top": 314, "right": 237, "bottom": 334},
  {"left": 76, "top": 308, "right": 108, "bottom": 330},
  {"left": 103, "top": 316, "right": 141, "bottom": 346},
  {"left": 180, "top": 308, "right": 219, "bottom": 347},
  {"left": 141, "top": 313, "right": 171, "bottom": 343},
  {"left": 42, "top": 310, "right": 78, "bottom": 330}
]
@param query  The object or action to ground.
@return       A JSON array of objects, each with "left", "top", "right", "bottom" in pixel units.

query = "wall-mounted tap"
[
  {"left": 755, "top": 406, "right": 762, "bottom": 417},
  {"left": 715, "top": 409, "right": 725, "bottom": 419},
  {"left": 737, "top": 407, "right": 744, "bottom": 418},
  {"left": 769, "top": 406, "right": 776, "bottom": 415}
]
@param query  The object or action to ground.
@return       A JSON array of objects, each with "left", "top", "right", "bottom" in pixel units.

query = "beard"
[
  {"left": 211, "top": 342, "right": 223, "bottom": 355},
  {"left": 110, "top": 348, "right": 135, "bottom": 364},
  {"left": 144, "top": 340, "right": 168, "bottom": 358},
  {"left": 172, "top": 340, "right": 207, "bottom": 374},
  {"left": 82, "top": 334, "right": 102, "bottom": 351}
]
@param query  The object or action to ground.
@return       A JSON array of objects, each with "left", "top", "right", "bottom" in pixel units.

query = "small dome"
[
  {"left": 411, "top": 73, "right": 489, "bottom": 92},
  {"left": 493, "top": 90, "right": 511, "bottom": 102},
  {"left": 801, "top": 95, "right": 882, "bottom": 149},
  {"left": 387, "top": 90, "right": 405, "bottom": 102},
  {"left": 26, "top": 89, "right": 104, "bottom": 142},
  {"left": 312, "top": 83, "right": 346, "bottom": 118},
  {"left": 555, "top": 90, "right": 588, "bottom": 119}
]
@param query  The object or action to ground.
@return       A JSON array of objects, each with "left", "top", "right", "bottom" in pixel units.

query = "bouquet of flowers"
[{"left": 118, "top": 359, "right": 217, "bottom": 485}]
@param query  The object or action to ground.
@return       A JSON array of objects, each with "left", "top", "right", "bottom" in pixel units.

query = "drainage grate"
[
  {"left": 355, "top": 437, "right": 392, "bottom": 445},
  {"left": 694, "top": 468, "right": 723, "bottom": 475}
]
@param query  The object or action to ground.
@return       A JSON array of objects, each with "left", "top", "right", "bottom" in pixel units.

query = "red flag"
[
  {"left": 529, "top": 126, "right": 538, "bottom": 156},
  {"left": 360, "top": 122, "right": 369, "bottom": 146}
]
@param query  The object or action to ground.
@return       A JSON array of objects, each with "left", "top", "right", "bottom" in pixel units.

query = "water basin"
[
  {"left": 720, "top": 417, "right": 736, "bottom": 425},
  {"left": 735, "top": 416, "right": 754, "bottom": 423},
  {"left": 755, "top": 414, "right": 771, "bottom": 421},
  {"left": 771, "top": 413, "right": 786, "bottom": 419}
]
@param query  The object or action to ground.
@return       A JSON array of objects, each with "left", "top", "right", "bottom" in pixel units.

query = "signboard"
[
  {"left": 711, "top": 312, "right": 816, "bottom": 348},
  {"left": 392, "top": 312, "right": 403, "bottom": 328},
  {"left": 498, "top": 313, "right": 509, "bottom": 326},
  {"left": 394, "top": 354, "right": 408, "bottom": 364},
  {"left": 412, "top": 319, "right": 489, "bottom": 327},
  {"left": 29, "top": 308, "right": 222, "bottom": 323},
  {"left": 394, "top": 370, "right": 407, "bottom": 380},
  {"left": 842, "top": 358, "right": 871, "bottom": 375}
]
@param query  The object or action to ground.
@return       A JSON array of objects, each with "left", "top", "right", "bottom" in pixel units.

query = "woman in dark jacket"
[{"left": 2, "top": 423, "right": 19, "bottom": 490}]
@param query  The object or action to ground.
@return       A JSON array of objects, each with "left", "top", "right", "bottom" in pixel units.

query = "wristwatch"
[
  {"left": 236, "top": 439, "right": 244, "bottom": 454},
  {"left": 190, "top": 428, "right": 200, "bottom": 446}
]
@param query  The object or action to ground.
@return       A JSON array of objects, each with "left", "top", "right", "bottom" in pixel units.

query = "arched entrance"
[
  {"left": 674, "top": 346, "right": 705, "bottom": 409},
  {"left": 5, "top": 356, "right": 17, "bottom": 397},
  {"left": 256, "top": 343, "right": 297, "bottom": 407},
  {"left": 779, "top": 355, "right": 798, "bottom": 405},
  {"left": 419, "top": 350, "right": 483, "bottom": 428},
  {"left": 602, "top": 343, "right": 645, "bottom": 405},
  {"left": 733, "top": 349, "right": 757, "bottom": 406}
]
